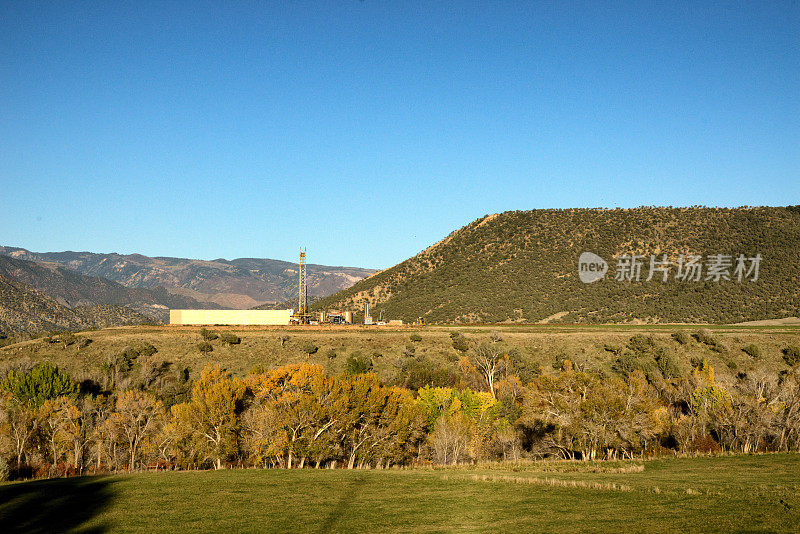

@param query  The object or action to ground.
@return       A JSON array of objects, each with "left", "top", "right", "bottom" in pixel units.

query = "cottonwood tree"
[
  {"left": 169, "top": 402, "right": 204, "bottom": 469},
  {"left": 777, "top": 371, "right": 800, "bottom": 451},
  {"left": 344, "top": 385, "right": 422, "bottom": 469},
  {"left": 152, "top": 417, "right": 180, "bottom": 467},
  {"left": 70, "top": 396, "right": 103, "bottom": 475},
  {"left": 417, "top": 386, "right": 504, "bottom": 464},
  {"left": 372, "top": 388, "right": 426, "bottom": 468},
  {"left": 521, "top": 372, "right": 596, "bottom": 459},
  {"left": 37, "top": 396, "right": 81, "bottom": 474},
  {"left": 469, "top": 343, "right": 508, "bottom": 399},
  {"left": 110, "top": 390, "right": 164, "bottom": 470},
  {"left": 0, "top": 392, "right": 37, "bottom": 468},
  {"left": 431, "top": 412, "right": 472, "bottom": 465},
  {"left": 173, "top": 364, "right": 244, "bottom": 469},
  {"left": 496, "top": 419, "right": 521, "bottom": 461},
  {"left": 328, "top": 373, "right": 393, "bottom": 469},
  {"left": 98, "top": 409, "right": 125, "bottom": 470},
  {"left": 246, "top": 363, "right": 333, "bottom": 468},
  {"left": 242, "top": 402, "right": 286, "bottom": 468}
]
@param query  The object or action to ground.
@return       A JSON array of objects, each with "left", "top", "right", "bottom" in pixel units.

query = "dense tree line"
[{"left": 2, "top": 335, "right": 800, "bottom": 480}]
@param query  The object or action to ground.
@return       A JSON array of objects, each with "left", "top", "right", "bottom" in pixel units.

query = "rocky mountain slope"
[
  {"left": 315, "top": 206, "right": 800, "bottom": 324},
  {"left": 0, "top": 255, "right": 214, "bottom": 325},
  {"left": 0, "top": 274, "right": 151, "bottom": 335},
  {"left": 0, "top": 248, "right": 377, "bottom": 309}
]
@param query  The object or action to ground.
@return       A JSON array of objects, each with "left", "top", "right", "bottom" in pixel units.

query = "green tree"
[
  {"left": 452, "top": 335, "right": 470, "bottom": 353},
  {"left": 783, "top": 346, "right": 800, "bottom": 367},
  {"left": 219, "top": 332, "right": 241, "bottom": 345},
  {"left": 345, "top": 352, "right": 373, "bottom": 375},
  {"left": 300, "top": 342, "right": 319, "bottom": 358},
  {"left": 200, "top": 328, "right": 218, "bottom": 341},
  {"left": 671, "top": 331, "right": 690, "bottom": 345},
  {"left": 742, "top": 344, "right": 761, "bottom": 359},
  {"left": 0, "top": 363, "right": 78, "bottom": 409},
  {"left": 200, "top": 328, "right": 219, "bottom": 341},
  {"left": 59, "top": 332, "right": 77, "bottom": 349}
]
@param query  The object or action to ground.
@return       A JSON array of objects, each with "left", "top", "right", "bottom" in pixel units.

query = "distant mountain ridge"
[
  {"left": 0, "top": 247, "right": 378, "bottom": 309},
  {"left": 315, "top": 206, "right": 800, "bottom": 324},
  {"left": 0, "top": 255, "right": 216, "bottom": 327}
]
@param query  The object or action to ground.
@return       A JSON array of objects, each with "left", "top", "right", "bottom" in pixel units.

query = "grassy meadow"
[{"left": 1, "top": 454, "right": 799, "bottom": 532}]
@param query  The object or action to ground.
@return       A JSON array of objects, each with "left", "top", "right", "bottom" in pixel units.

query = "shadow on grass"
[
  {"left": 0, "top": 476, "right": 115, "bottom": 533},
  {"left": 316, "top": 473, "right": 367, "bottom": 533}
]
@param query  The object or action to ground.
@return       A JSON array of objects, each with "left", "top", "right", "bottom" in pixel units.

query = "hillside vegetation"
[
  {"left": 316, "top": 207, "right": 800, "bottom": 324},
  {"left": 3, "top": 324, "right": 796, "bottom": 389}
]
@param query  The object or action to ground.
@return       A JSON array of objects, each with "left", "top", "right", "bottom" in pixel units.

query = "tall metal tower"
[{"left": 294, "top": 248, "right": 310, "bottom": 324}]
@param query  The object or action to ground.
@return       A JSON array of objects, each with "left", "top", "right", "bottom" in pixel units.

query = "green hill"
[{"left": 315, "top": 207, "right": 800, "bottom": 324}]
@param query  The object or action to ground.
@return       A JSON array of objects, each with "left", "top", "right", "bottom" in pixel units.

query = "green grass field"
[{"left": 2, "top": 454, "right": 798, "bottom": 533}]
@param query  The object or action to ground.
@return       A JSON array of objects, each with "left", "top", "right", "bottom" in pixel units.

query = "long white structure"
[{"left": 169, "top": 309, "right": 294, "bottom": 325}]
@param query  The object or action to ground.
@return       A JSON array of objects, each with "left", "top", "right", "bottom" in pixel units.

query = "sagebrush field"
[{"left": 3, "top": 323, "right": 798, "bottom": 385}]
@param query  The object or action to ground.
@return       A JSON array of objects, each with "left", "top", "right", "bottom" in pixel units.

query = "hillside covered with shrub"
[{"left": 316, "top": 207, "right": 800, "bottom": 324}]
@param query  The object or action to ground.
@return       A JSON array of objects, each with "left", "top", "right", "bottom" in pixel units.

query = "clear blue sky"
[{"left": 1, "top": 1, "right": 798, "bottom": 269}]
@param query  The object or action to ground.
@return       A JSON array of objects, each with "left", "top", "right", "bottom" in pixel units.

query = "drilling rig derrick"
[{"left": 291, "top": 248, "right": 312, "bottom": 325}]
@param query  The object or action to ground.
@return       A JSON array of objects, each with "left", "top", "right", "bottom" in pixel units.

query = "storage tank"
[{"left": 344, "top": 311, "right": 353, "bottom": 324}]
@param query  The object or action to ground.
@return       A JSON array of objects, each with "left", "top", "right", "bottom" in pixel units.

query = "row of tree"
[{"left": 1, "top": 348, "right": 800, "bottom": 478}]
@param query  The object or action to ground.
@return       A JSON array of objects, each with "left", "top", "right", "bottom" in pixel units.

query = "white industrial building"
[{"left": 169, "top": 309, "right": 294, "bottom": 326}]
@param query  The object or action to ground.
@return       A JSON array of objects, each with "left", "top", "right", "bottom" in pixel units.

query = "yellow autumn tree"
[
  {"left": 37, "top": 396, "right": 81, "bottom": 474},
  {"left": 110, "top": 390, "right": 164, "bottom": 471},
  {"left": 173, "top": 364, "right": 244, "bottom": 469},
  {"left": 243, "top": 364, "right": 330, "bottom": 468}
]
